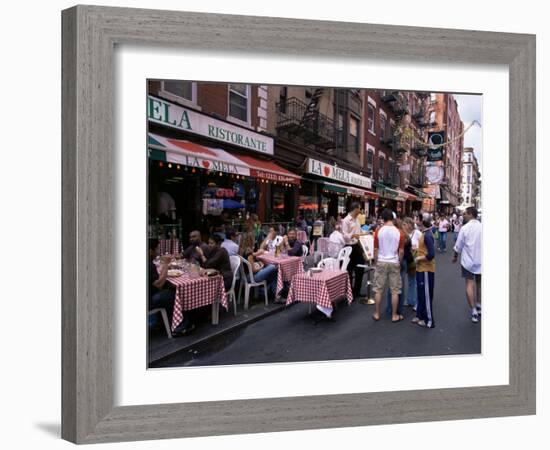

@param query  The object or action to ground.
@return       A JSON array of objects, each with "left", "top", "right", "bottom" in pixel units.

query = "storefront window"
[{"left": 298, "top": 181, "right": 319, "bottom": 218}]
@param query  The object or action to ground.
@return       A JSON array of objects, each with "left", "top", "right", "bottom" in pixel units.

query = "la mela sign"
[
  {"left": 148, "top": 95, "right": 274, "bottom": 155},
  {"left": 307, "top": 158, "right": 372, "bottom": 189}
]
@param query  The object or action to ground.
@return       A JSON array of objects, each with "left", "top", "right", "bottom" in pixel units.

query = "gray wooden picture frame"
[{"left": 61, "top": 5, "right": 536, "bottom": 444}]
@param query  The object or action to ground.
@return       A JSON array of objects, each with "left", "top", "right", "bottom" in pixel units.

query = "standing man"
[
  {"left": 412, "top": 218, "right": 436, "bottom": 328},
  {"left": 371, "top": 208, "right": 405, "bottom": 322},
  {"left": 341, "top": 202, "right": 368, "bottom": 298},
  {"left": 452, "top": 207, "right": 482, "bottom": 323}
]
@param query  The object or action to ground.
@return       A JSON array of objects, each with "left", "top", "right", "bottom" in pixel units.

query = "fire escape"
[{"left": 276, "top": 88, "right": 336, "bottom": 150}]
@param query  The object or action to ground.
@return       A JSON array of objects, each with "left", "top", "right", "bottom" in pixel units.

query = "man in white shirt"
[
  {"left": 372, "top": 208, "right": 405, "bottom": 322},
  {"left": 452, "top": 207, "right": 482, "bottom": 323},
  {"left": 221, "top": 229, "right": 239, "bottom": 257},
  {"left": 341, "top": 202, "right": 368, "bottom": 297}
]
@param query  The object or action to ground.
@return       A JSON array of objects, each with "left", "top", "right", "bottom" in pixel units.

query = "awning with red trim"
[{"left": 148, "top": 133, "right": 301, "bottom": 185}]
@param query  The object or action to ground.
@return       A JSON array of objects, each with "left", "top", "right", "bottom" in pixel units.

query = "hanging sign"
[
  {"left": 307, "top": 158, "right": 372, "bottom": 189},
  {"left": 427, "top": 131, "right": 445, "bottom": 161}
]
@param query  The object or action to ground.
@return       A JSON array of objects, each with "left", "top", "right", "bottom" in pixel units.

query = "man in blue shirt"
[{"left": 221, "top": 228, "right": 240, "bottom": 257}]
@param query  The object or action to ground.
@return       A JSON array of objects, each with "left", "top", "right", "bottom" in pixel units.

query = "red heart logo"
[
  {"left": 202, "top": 160, "right": 211, "bottom": 169},
  {"left": 323, "top": 166, "right": 331, "bottom": 177}
]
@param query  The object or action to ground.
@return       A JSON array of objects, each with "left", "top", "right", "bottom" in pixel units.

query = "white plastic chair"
[
  {"left": 315, "top": 237, "right": 330, "bottom": 260},
  {"left": 317, "top": 257, "right": 340, "bottom": 270},
  {"left": 148, "top": 308, "right": 172, "bottom": 339},
  {"left": 239, "top": 256, "right": 269, "bottom": 310},
  {"left": 337, "top": 246, "right": 353, "bottom": 271},
  {"left": 225, "top": 255, "right": 241, "bottom": 316}
]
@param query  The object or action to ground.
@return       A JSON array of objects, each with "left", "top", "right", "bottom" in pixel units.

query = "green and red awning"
[{"left": 148, "top": 133, "right": 300, "bottom": 185}]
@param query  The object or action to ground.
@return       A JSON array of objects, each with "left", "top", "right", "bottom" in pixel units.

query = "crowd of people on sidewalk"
[{"left": 148, "top": 201, "right": 482, "bottom": 337}]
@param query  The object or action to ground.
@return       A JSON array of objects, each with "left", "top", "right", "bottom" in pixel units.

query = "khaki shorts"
[{"left": 373, "top": 262, "right": 402, "bottom": 294}]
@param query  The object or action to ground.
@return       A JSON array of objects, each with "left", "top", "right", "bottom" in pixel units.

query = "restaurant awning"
[
  {"left": 320, "top": 181, "right": 379, "bottom": 199},
  {"left": 148, "top": 133, "right": 301, "bottom": 185}
]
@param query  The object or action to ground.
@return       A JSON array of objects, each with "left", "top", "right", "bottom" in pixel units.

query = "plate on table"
[
  {"left": 167, "top": 269, "right": 183, "bottom": 277},
  {"left": 310, "top": 268, "right": 323, "bottom": 274},
  {"left": 203, "top": 268, "right": 219, "bottom": 277}
]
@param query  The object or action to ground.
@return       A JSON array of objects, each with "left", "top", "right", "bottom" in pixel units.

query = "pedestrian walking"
[
  {"left": 341, "top": 202, "right": 368, "bottom": 298},
  {"left": 438, "top": 215, "right": 450, "bottom": 252},
  {"left": 371, "top": 208, "right": 405, "bottom": 323},
  {"left": 412, "top": 218, "right": 436, "bottom": 328},
  {"left": 452, "top": 206, "right": 482, "bottom": 323}
]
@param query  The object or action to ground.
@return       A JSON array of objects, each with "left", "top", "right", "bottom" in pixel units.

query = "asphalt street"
[{"left": 153, "top": 248, "right": 481, "bottom": 368}]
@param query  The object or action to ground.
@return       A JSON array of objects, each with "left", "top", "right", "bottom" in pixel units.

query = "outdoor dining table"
[
  {"left": 166, "top": 271, "right": 227, "bottom": 331},
  {"left": 256, "top": 253, "right": 304, "bottom": 296},
  {"left": 286, "top": 269, "right": 353, "bottom": 309}
]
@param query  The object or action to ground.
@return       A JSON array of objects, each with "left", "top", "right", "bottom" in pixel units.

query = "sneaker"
[
  {"left": 476, "top": 305, "right": 482, "bottom": 316},
  {"left": 471, "top": 313, "right": 479, "bottom": 323}
]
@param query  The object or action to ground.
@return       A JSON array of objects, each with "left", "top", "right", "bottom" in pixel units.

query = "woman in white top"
[
  {"left": 259, "top": 227, "right": 280, "bottom": 254},
  {"left": 328, "top": 224, "right": 346, "bottom": 258}
]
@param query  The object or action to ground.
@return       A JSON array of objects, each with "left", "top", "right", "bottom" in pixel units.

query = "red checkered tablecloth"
[
  {"left": 159, "top": 239, "right": 180, "bottom": 255},
  {"left": 168, "top": 272, "right": 227, "bottom": 331},
  {"left": 257, "top": 254, "right": 304, "bottom": 295},
  {"left": 286, "top": 270, "right": 353, "bottom": 309}
]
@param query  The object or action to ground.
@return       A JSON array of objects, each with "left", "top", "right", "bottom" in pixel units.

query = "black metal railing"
[{"left": 276, "top": 97, "right": 335, "bottom": 148}]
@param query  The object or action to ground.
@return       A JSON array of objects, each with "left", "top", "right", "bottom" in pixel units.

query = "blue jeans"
[
  {"left": 149, "top": 288, "right": 176, "bottom": 325},
  {"left": 405, "top": 272, "right": 417, "bottom": 307},
  {"left": 253, "top": 264, "right": 278, "bottom": 296},
  {"left": 439, "top": 231, "right": 447, "bottom": 251}
]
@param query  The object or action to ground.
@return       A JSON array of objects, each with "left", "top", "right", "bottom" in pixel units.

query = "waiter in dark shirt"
[
  {"left": 182, "top": 230, "right": 209, "bottom": 263},
  {"left": 282, "top": 228, "right": 303, "bottom": 257},
  {"left": 195, "top": 234, "right": 233, "bottom": 291},
  {"left": 148, "top": 238, "right": 176, "bottom": 323}
]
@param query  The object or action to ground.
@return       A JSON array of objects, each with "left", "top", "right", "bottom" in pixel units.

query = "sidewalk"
[{"left": 148, "top": 297, "right": 289, "bottom": 366}]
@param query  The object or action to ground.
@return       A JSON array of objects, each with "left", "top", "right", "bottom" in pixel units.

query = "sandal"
[
  {"left": 391, "top": 315, "right": 405, "bottom": 323},
  {"left": 372, "top": 314, "right": 380, "bottom": 321}
]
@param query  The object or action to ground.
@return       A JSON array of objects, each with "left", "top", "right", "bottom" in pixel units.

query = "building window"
[
  {"left": 349, "top": 116, "right": 359, "bottom": 153},
  {"left": 228, "top": 84, "right": 250, "bottom": 123},
  {"left": 380, "top": 114, "right": 386, "bottom": 141},
  {"left": 368, "top": 104, "right": 375, "bottom": 134},
  {"left": 378, "top": 156, "right": 385, "bottom": 181},
  {"left": 161, "top": 81, "right": 196, "bottom": 104},
  {"left": 430, "top": 93, "right": 437, "bottom": 103}
]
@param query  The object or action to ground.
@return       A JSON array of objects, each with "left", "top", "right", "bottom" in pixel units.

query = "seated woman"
[
  {"left": 239, "top": 233, "right": 278, "bottom": 298},
  {"left": 259, "top": 227, "right": 280, "bottom": 253},
  {"left": 328, "top": 224, "right": 346, "bottom": 258},
  {"left": 195, "top": 234, "right": 233, "bottom": 291}
]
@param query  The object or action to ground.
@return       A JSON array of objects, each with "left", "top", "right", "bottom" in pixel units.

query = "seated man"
[
  {"left": 282, "top": 228, "right": 303, "bottom": 257},
  {"left": 148, "top": 238, "right": 176, "bottom": 327},
  {"left": 195, "top": 234, "right": 233, "bottom": 291},
  {"left": 221, "top": 228, "right": 240, "bottom": 257},
  {"left": 182, "top": 230, "right": 209, "bottom": 264}
]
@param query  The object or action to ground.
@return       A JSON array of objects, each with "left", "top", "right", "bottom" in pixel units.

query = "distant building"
[
  {"left": 427, "top": 93, "right": 464, "bottom": 214},
  {"left": 460, "top": 147, "right": 481, "bottom": 210}
]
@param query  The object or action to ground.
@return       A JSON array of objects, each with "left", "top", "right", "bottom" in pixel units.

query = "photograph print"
[{"left": 146, "top": 81, "right": 483, "bottom": 369}]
